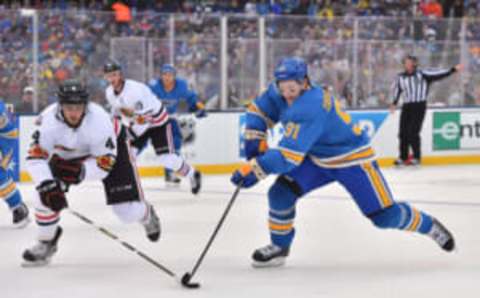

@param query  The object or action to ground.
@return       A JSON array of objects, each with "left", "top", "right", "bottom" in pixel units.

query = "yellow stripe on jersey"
[
  {"left": 247, "top": 103, "right": 274, "bottom": 128},
  {"left": 0, "top": 181, "right": 16, "bottom": 198},
  {"left": 361, "top": 163, "right": 393, "bottom": 208},
  {"left": 269, "top": 221, "right": 293, "bottom": 231},
  {"left": 407, "top": 209, "right": 421, "bottom": 231},
  {"left": 325, "top": 147, "right": 375, "bottom": 166},
  {"left": 322, "top": 89, "right": 332, "bottom": 112},
  {"left": 0, "top": 129, "right": 18, "bottom": 139},
  {"left": 280, "top": 149, "right": 304, "bottom": 165},
  {"left": 1, "top": 150, "right": 13, "bottom": 169},
  {"left": 96, "top": 155, "right": 116, "bottom": 172}
]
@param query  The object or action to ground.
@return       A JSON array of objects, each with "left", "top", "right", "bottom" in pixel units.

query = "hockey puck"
[{"left": 180, "top": 272, "right": 200, "bottom": 289}]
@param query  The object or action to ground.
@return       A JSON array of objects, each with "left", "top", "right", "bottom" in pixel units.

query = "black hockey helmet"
[
  {"left": 57, "top": 79, "right": 89, "bottom": 105},
  {"left": 103, "top": 60, "right": 122, "bottom": 73}
]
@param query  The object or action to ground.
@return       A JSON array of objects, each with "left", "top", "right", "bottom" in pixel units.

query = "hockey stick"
[
  {"left": 181, "top": 182, "right": 243, "bottom": 289},
  {"left": 68, "top": 208, "right": 177, "bottom": 279}
]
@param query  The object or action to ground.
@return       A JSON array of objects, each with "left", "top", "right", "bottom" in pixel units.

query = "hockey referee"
[{"left": 389, "top": 55, "right": 463, "bottom": 166}]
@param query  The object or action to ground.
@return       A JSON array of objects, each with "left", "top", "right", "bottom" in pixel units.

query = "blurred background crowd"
[
  {"left": 1, "top": 0, "right": 477, "bottom": 17},
  {"left": 1, "top": 0, "right": 480, "bottom": 113}
]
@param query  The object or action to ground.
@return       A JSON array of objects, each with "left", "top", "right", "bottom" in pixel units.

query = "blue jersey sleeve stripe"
[
  {"left": 0, "top": 128, "right": 18, "bottom": 139},
  {"left": 278, "top": 147, "right": 304, "bottom": 165},
  {"left": 244, "top": 129, "right": 267, "bottom": 140}
]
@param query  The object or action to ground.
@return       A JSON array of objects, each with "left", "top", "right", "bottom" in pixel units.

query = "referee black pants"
[{"left": 398, "top": 102, "right": 426, "bottom": 161}]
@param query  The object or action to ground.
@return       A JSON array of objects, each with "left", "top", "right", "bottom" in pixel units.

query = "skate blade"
[
  {"left": 165, "top": 182, "right": 181, "bottom": 188},
  {"left": 190, "top": 182, "right": 201, "bottom": 195},
  {"left": 252, "top": 257, "right": 286, "bottom": 268},
  {"left": 21, "top": 259, "right": 51, "bottom": 268},
  {"left": 13, "top": 217, "right": 31, "bottom": 229},
  {"left": 406, "top": 165, "right": 420, "bottom": 169}
]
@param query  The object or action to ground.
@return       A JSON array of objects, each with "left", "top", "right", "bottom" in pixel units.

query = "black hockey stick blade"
[{"left": 181, "top": 272, "right": 200, "bottom": 289}]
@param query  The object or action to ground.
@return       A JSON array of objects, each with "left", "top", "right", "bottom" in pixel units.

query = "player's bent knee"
[
  {"left": 157, "top": 153, "right": 183, "bottom": 170},
  {"left": 368, "top": 203, "right": 403, "bottom": 229},
  {"left": 268, "top": 176, "right": 301, "bottom": 209}
]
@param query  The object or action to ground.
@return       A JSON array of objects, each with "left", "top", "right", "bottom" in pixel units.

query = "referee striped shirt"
[{"left": 392, "top": 67, "right": 456, "bottom": 105}]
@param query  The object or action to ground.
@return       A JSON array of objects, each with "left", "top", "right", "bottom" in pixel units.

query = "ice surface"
[{"left": 1, "top": 165, "right": 479, "bottom": 298}]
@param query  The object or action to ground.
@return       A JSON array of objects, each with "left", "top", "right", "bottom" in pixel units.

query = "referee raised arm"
[{"left": 389, "top": 55, "right": 463, "bottom": 166}]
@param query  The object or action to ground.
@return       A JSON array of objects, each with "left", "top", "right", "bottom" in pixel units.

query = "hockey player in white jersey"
[
  {"left": 22, "top": 80, "right": 160, "bottom": 266},
  {"left": 103, "top": 61, "right": 201, "bottom": 195}
]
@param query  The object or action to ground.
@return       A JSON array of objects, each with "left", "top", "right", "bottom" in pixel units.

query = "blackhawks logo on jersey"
[{"left": 96, "top": 154, "right": 116, "bottom": 172}]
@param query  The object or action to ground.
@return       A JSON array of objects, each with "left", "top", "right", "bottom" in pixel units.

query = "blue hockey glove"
[
  {"left": 195, "top": 108, "right": 207, "bottom": 118},
  {"left": 244, "top": 129, "right": 268, "bottom": 160},
  {"left": 230, "top": 160, "right": 267, "bottom": 188},
  {"left": 245, "top": 139, "right": 268, "bottom": 160},
  {"left": 194, "top": 102, "right": 207, "bottom": 118}
]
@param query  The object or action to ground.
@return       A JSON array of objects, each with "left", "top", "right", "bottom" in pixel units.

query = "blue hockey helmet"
[
  {"left": 274, "top": 57, "right": 308, "bottom": 82},
  {"left": 160, "top": 64, "right": 176, "bottom": 75}
]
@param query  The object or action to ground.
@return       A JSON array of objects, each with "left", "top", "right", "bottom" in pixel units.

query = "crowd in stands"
[
  {"left": 2, "top": 1, "right": 478, "bottom": 18},
  {"left": 0, "top": 0, "right": 478, "bottom": 28},
  {"left": 1, "top": 1, "right": 480, "bottom": 113}
]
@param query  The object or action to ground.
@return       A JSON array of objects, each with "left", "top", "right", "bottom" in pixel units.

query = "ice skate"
[
  {"left": 22, "top": 226, "right": 63, "bottom": 267},
  {"left": 143, "top": 204, "right": 161, "bottom": 242},
  {"left": 12, "top": 202, "right": 30, "bottom": 228},
  {"left": 165, "top": 170, "right": 181, "bottom": 187},
  {"left": 393, "top": 158, "right": 407, "bottom": 167},
  {"left": 252, "top": 244, "right": 289, "bottom": 268},
  {"left": 409, "top": 158, "right": 421, "bottom": 166},
  {"left": 429, "top": 218, "right": 455, "bottom": 252},
  {"left": 190, "top": 170, "right": 202, "bottom": 195}
]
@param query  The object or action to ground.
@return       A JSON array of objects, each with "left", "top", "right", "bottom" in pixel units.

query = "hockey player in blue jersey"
[
  {"left": 0, "top": 101, "right": 29, "bottom": 227},
  {"left": 231, "top": 57, "right": 455, "bottom": 267},
  {"left": 149, "top": 64, "right": 206, "bottom": 185}
]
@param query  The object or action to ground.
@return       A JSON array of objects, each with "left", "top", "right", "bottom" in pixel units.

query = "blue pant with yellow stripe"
[
  {"left": 0, "top": 164, "right": 22, "bottom": 209},
  {"left": 268, "top": 158, "right": 433, "bottom": 248},
  {"left": 0, "top": 118, "right": 23, "bottom": 209}
]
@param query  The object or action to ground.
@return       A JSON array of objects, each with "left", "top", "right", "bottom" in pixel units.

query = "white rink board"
[{"left": 19, "top": 108, "right": 480, "bottom": 174}]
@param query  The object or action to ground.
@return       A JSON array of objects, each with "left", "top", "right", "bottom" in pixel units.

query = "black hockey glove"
[
  {"left": 37, "top": 179, "right": 68, "bottom": 212},
  {"left": 49, "top": 155, "right": 85, "bottom": 185}
]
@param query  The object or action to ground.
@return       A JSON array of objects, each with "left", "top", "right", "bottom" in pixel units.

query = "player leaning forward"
[
  {"left": 103, "top": 61, "right": 201, "bottom": 194},
  {"left": 23, "top": 80, "right": 160, "bottom": 266},
  {"left": 231, "top": 57, "right": 455, "bottom": 267}
]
